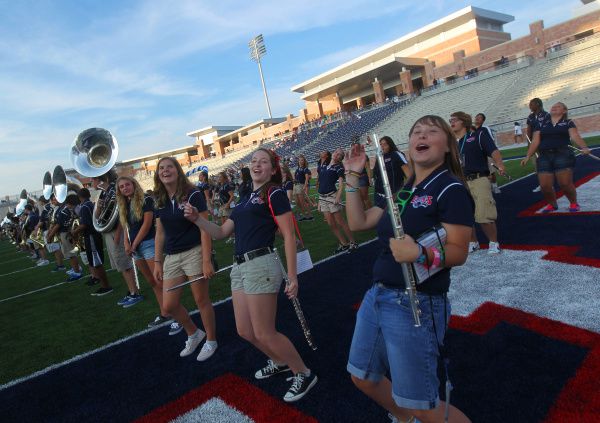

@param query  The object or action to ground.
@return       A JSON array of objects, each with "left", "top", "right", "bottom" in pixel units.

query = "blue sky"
[{"left": 0, "top": 0, "right": 581, "bottom": 196}]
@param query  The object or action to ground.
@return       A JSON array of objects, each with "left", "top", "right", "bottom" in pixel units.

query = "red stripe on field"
[
  {"left": 450, "top": 302, "right": 600, "bottom": 422},
  {"left": 499, "top": 244, "right": 600, "bottom": 268},
  {"left": 518, "top": 171, "right": 600, "bottom": 217},
  {"left": 133, "top": 373, "right": 317, "bottom": 423}
]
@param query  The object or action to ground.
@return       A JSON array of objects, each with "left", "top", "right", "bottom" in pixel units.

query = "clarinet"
[
  {"left": 273, "top": 247, "right": 318, "bottom": 351},
  {"left": 372, "top": 134, "right": 421, "bottom": 327}
]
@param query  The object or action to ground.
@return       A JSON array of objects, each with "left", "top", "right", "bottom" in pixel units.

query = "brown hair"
[
  {"left": 554, "top": 102, "right": 569, "bottom": 120},
  {"left": 253, "top": 148, "right": 283, "bottom": 201},
  {"left": 153, "top": 157, "right": 195, "bottom": 208},
  {"left": 297, "top": 155, "right": 308, "bottom": 168},
  {"left": 408, "top": 115, "right": 465, "bottom": 182},
  {"left": 450, "top": 111, "right": 472, "bottom": 131}
]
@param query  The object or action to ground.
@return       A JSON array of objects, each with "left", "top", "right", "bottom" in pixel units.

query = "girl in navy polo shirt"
[
  {"left": 522, "top": 102, "right": 590, "bottom": 212},
  {"left": 117, "top": 176, "right": 174, "bottom": 327},
  {"left": 294, "top": 155, "right": 313, "bottom": 221},
  {"left": 153, "top": 157, "right": 217, "bottom": 361},
  {"left": 344, "top": 116, "right": 473, "bottom": 423},
  {"left": 184, "top": 148, "right": 318, "bottom": 403},
  {"left": 282, "top": 165, "right": 294, "bottom": 203},
  {"left": 317, "top": 148, "right": 357, "bottom": 253}
]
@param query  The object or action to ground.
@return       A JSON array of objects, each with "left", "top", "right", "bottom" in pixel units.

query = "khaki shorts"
[
  {"left": 230, "top": 252, "right": 283, "bottom": 294},
  {"left": 319, "top": 192, "right": 343, "bottom": 214},
  {"left": 103, "top": 230, "right": 133, "bottom": 272},
  {"left": 293, "top": 184, "right": 305, "bottom": 196},
  {"left": 60, "top": 232, "right": 76, "bottom": 259},
  {"left": 467, "top": 177, "right": 497, "bottom": 224},
  {"left": 163, "top": 244, "right": 203, "bottom": 280}
]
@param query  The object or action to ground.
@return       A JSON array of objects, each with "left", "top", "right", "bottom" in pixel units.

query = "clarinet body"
[
  {"left": 372, "top": 134, "right": 422, "bottom": 327},
  {"left": 273, "top": 248, "right": 318, "bottom": 350}
]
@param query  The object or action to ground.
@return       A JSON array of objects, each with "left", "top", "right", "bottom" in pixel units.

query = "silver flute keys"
[
  {"left": 273, "top": 248, "right": 318, "bottom": 350},
  {"left": 372, "top": 134, "right": 421, "bottom": 327}
]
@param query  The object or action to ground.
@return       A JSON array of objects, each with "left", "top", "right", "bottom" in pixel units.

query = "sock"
[
  {"left": 205, "top": 340, "right": 217, "bottom": 348},
  {"left": 301, "top": 369, "right": 311, "bottom": 377}
]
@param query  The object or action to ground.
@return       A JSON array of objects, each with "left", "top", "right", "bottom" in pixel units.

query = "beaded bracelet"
[{"left": 346, "top": 187, "right": 358, "bottom": 193}]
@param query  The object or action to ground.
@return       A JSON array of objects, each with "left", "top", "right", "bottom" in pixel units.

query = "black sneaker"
[
  {"left": 347, "top": 242, "right": 358, "bottom": 252},
  {"left": 148, "top": 315, "right": 169, "bottom": 328},
  {"left": 283, "top": 371, "right": 318, "bottom": 402},
  {"left": 333, "top": 244, "right": 349, "bottom": 254},
  {"left": 254, "top": 359, "right": 291, "bottom": 380},
  {"left": 85, "top": 277, "right": 100, "bottom": 287},
  {"left": 92, "top": 287, "right": 113, "bottom": 296}
]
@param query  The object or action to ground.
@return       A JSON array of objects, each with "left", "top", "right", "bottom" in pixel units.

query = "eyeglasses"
[
  {"left": 448, "top": 118, "right": 459, "bottom": 123},
  {"left": 395, "top": 189, "right": 415, "bottom": 216}
]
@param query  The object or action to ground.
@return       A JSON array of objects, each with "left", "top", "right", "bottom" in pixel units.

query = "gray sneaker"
[{"left": 148, "top": 315, "right": 169, "bottom": 328}]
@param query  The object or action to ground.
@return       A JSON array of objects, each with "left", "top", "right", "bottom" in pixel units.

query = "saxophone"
[{"left": 372, "top": 134, "right": 421, "bottom": 327}]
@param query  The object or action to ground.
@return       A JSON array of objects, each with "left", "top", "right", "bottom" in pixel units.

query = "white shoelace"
[{"left": 286, "top": 373, "right": 305, "bottom": 393}]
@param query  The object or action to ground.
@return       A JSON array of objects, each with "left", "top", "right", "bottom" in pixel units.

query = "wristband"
[
  {"left": 415, "top": 243, "right": 427, "bottom": 264},
  {"left": 429, "top": 247, "right": 442, "bottom": 269},
  {"left": 346, "top": 187, "right": 358, "bottom": 193}
]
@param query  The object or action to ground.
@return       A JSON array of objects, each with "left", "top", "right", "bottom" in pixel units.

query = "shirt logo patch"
[
  {"left": 411, "top": 195, "right": 433, "bottom": 209},
  {"left": 466, "top": 135, "right": 476, "bottom": 143},
  {"left": 250, "top": 194, "right": 264, "bottom": 205}
]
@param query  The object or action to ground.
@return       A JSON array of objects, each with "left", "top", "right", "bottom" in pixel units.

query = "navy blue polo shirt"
[
  {"left": 458, "top": 128, "right": 498, "bottom": 175},
  {"left": 534, "top": 115, "right": 576, "bottom": 151},
  {"left": 218, "top": 183, "right": 234, "bottom": 204},
  {"left": 318, "top": 162, "right": 344, "bottom": 194},
  {"left": 156, "top": 189, "right": 206, "bottom": 255},
  {"left": 197, "top": 181, "right": 209, "bottom": 193},
  {"left": 56, "top": 206, "right": 72, "bottom": 233},
  {"left": 26, "top": 211, "right": 39, "bottom": 230},
  {"left": 374, "top": 150, "right": 408, "bottom": 196},
  {"left": 127, "top": 196, "right": 155, "bottom": 243},
  {"left": 230, "top": 186, "right": 291, "bottom": 256},
  {"left": 294, "top": 167, "right": 311, "bottom": 184},
  {"left": 78, "top": 200, "right": 96, "bottom": 236},
  {"left": 238, "top": 181, "right": 253, "bottom": 200},
  {"left": 283, "top": 180, "right": 293, "bottom": 192},
  {"left": 40, "top": 203, "right": 52, "bottom": 230},
  {"left": 526, "top": 110, "right": 550, "bottom": 132},
  {"left": 373, "top": 167, "right": 474, "bottom": 295}
]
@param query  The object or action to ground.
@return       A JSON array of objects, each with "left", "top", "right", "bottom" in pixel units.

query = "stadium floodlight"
[{"left": 249, "top": 34, "right": 273, "bottom": 119}]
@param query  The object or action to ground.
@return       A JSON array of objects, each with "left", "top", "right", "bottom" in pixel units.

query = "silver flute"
[
  {"left": 372, "top": 133, "right": 421, "bottom": 327},
  {"left": 273, "top": 247, "right": 318, "bottom": 351}
]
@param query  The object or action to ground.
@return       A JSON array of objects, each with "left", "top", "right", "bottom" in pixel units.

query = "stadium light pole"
[{"left": 249, "top": 34, "right": 273, "bottom": 119}]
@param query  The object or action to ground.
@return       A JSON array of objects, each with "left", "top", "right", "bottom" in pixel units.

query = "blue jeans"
[
  {"left": 133, "top": 239, "right": 155, "bottom": 260},
  {"left": 347, "top": 283, "right": 450, "bottom": 410}
]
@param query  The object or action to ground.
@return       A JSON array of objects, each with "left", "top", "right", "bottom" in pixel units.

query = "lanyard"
[{"left": 459, "top": 134, "right": 467, "bottom": 155}]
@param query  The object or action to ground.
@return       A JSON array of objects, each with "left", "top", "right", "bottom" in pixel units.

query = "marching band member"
[
  {"left": 49, "top": 195, "right": 83, "bottom": 281},
  {"left": 74, "top": 188, "right": 113, "bottom": 296},
  {"left": 521, "top": 101, "right": 590, "bottom": 212},
  {"left": 282, "top": 165, "right": 294, "bottom": 203},
  {"left": 184, "top": 148, "right": 318, "bottom": 402},
  {"left": 293, "top": 155, "right": 313, "bottom": 221},
  {"left": 31, "top": 198, "right": 50, "bottom": 266},
  {"left": 372, "top": 136, "right": 412, "bottom": 201},
  {"left": 22, "top": 204, "right": 41, "bottom": 260},
  {"left": 344, "top": 115, "right": 473, "bottom": 423},
  {"left": 197, "top": 171, "right": 212, "bottom": 212},
  {"left": 450, "top": 111, "right": 505, "bottom": 254},
  {"left": 116, "top": 176, "right": 177, "bottom": 330},
  {"left": 238, "top": 167, "right": 253, "bottom": 200},
  {"left": 216, "top": 171, "right": 235, "bottom": 243},
  {"left": 317, "top": 148, "right": 357, "bottom": 253},
  {"left": 47, "top": 196, "right": 66, "bottom": 272},
  {"left": 91, "top": 171, "right": 141, "bottom": 307},
  {"left": 153, "top": 157, "right": 217, "bottom": 360}
]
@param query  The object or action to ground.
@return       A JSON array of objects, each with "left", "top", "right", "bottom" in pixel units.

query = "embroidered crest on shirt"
[{"left": 411, "top": 195, "right": 433, "bottom": 208}]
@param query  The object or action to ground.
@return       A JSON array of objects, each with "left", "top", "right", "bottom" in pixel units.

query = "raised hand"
[{"left": 343, "top": 143, "right": 367, "bottom": 173}]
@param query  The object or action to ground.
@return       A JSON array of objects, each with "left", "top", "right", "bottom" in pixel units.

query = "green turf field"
[{"left": 1, "top": 138, "right": 598, "bottom": 385}]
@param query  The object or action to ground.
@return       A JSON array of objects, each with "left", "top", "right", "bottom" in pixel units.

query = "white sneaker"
[
  {"left": 492, "top": 184, "right": 501, "bottom": 194},
  {"left": 488, "top": 241, "right": 501, "bottom": 254},
  {"left": 468, "top": 242, "right": 480, "bottom": 253},
  {"left": 196, "top": 341, "right": 218, "bottom": 361},
  {"left": 36, "top": 259, "right": 50, "bottom": 266},
  {"left": 180, "top": 330, "right": 205, "bottom": 357},
  {"left": 532, "top": 185, "right": 541, "bottom": 192}
]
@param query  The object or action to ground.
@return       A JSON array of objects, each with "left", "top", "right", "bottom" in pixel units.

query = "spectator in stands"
[
  {"left": 372, "top": 136, "right": 412, "bottom": 204},
  {"left": 521, "top": 102, "right": 590, "bottom": 212},
  {"left": 451, "top": 111, "right": 505, "bottom": 254},
  {"left": 344, "top": 115, "right": 473, "bottom": 423},
  {"left": 317, "top": 148, "right": 357, "bottom": 253},
  {"left": 184, "top": 148, "right": 318, "bottom": 403},
  {"left": 153, "top": 157, "right": 217, "bottom": 361},
  {"left": 293, "top": 155, "right": 313, "bottom": 221}
]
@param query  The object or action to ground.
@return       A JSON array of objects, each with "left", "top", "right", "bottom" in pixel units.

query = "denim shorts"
[
  {"left": 133, "top": 238, "right": 155, "bottom": 260},
  {"left": 347, "top": 284, "right": 450, "bottom": 410},
  {"left": 536, "top": 147, "right": 576, "bottom": 174}
]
